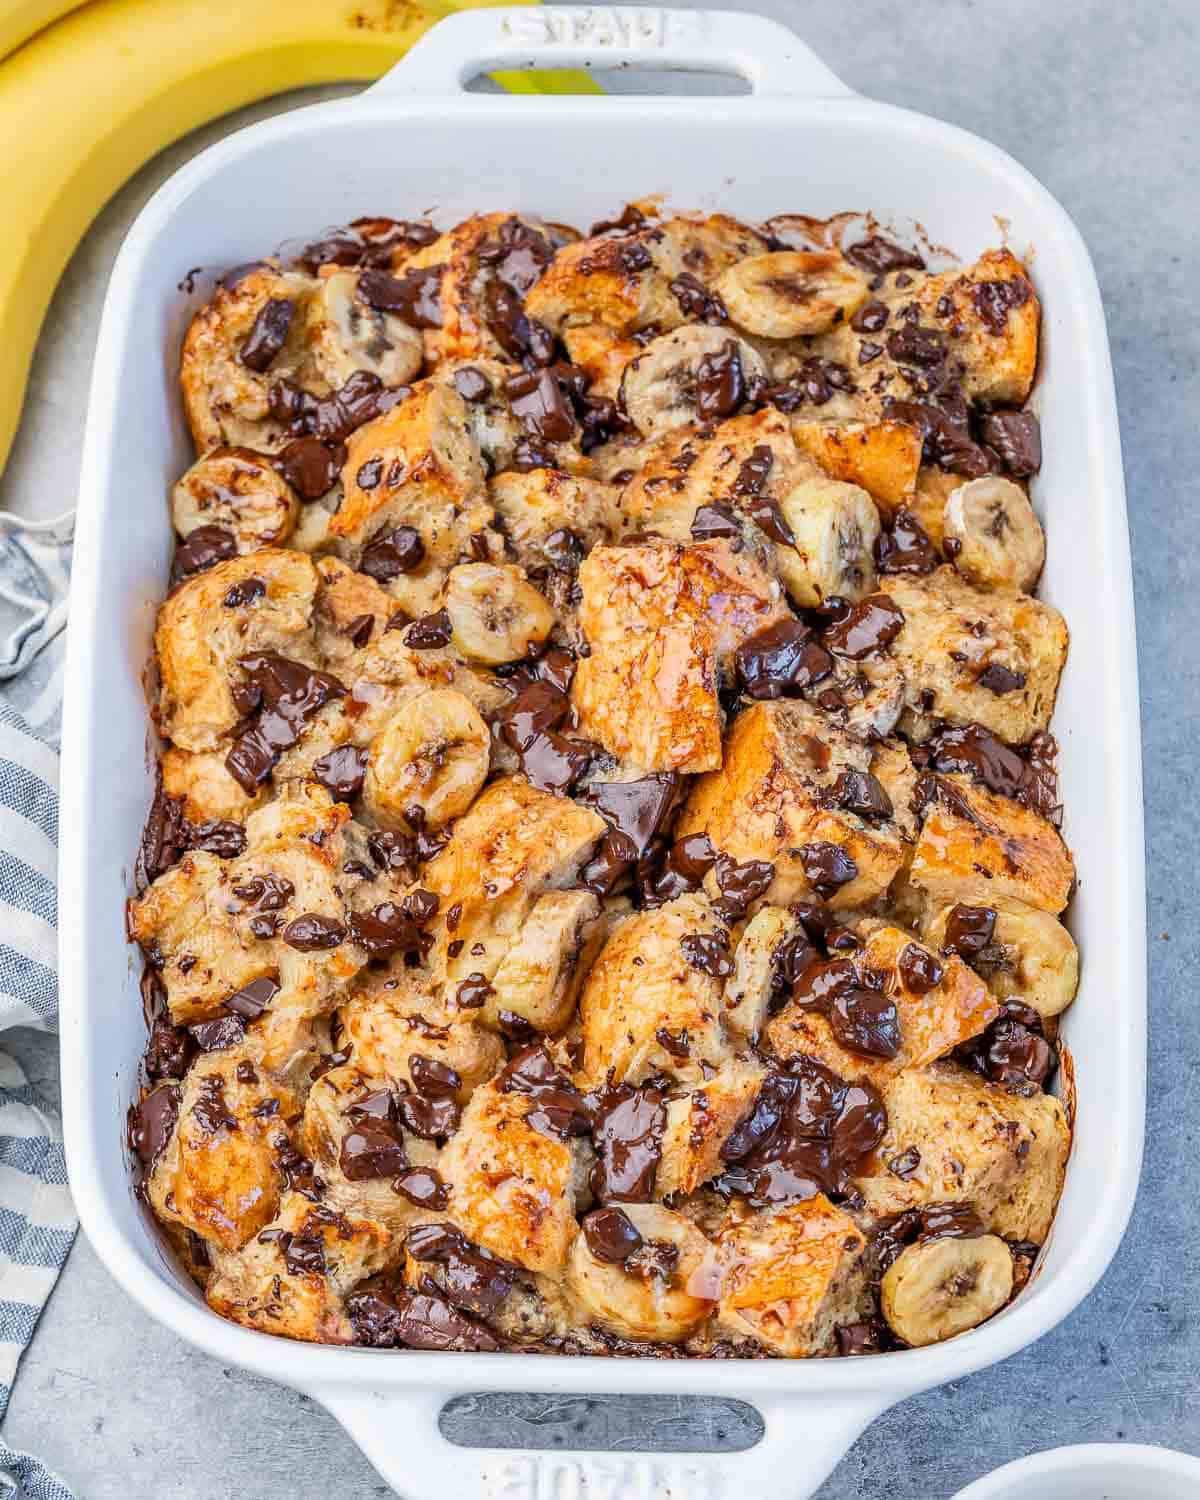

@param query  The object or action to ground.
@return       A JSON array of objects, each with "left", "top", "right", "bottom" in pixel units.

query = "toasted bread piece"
[
  {"left": 579, "top": 894, "right": 732, "bottom": 1087},
  {"left": 656, "top": 1059, "right": 765, "bottom": 1198},
  {"left": 856, "top": 1062, "right": 1070, "bottom": 1242},
  {"left": 488, "top": 467, "right": 621, "bottom": 573},
  {"left": 879, "top": 566, "right": 1068, "bottom": 744},
  {"left": 790, "top": 418, "right": 922, "bottom": 517},
  {"left": 910, "top": 773, "right": 1074, "bottom": 914},
  {"left": 526, "top": 224, "right": 686, "bottom": 336},
  {"left": 676, "top": 699, "right": 906, "bottom": 909},
  {"left": 160, "top": 747, "right": 270, "bottom": 824},
  {"left": 910, "top": 249, "right": 1040, "bottom": 404}
]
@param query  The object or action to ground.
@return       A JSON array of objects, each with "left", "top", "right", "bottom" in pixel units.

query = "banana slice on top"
[
  {"left": 566, "top": 1203, "right": 714, "bottom": 1343},
  {"left": 619, "top": 326, "right": 767, "bottom": 438},
  {"left": 922, "top": 897, "right": 1079, "bottom": 1019},
  {"left": 171, "top": 448, "right": 299, "bottom": 554},
  {"left": 880, "top": 1233, "right": 1014, "bottom": 1347},
  {"left": 307, "top": 270, "right": 424, "bottom": 390},
  {"left": 776, "top": 473, "right": 881, "bottom": 607},
  {"left": 943, "top": 476, "right": 1045, "bottom": 593},
  {"left": 715, "top": 251, "right": 870, "bottom": 338},
  {"left": 362, "top": 687, "right": 490, "bottom": 831},
  {"left": 444, "top": 562, "right": 556, "bottom": 665}
]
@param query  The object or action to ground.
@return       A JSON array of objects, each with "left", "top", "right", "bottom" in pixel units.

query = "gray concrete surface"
[{"left": 1, "top": 0, "right": 1196, "bottom": 1494}]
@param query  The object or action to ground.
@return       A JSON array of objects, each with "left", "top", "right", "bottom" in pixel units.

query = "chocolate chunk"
[
  {"left": 483, "top": 279, "right": 554, "bottom": 365},
  {"left": 696, "top": 340, "right": 746, "bottom": 421},
  {"left": 625, "top": 1239, "right": 680, "bottom": 1283},
  {"left": 191, "top": 1075, "right": 238, "bottom": 1136},
  {"left": 958, "top": 1000, "right": 1055, "bottom": 1094},
  {"left": 174, "top": 525, "right": 237, "bottom": 579},
  {"left": 680, "top": 932, "right": 733, "bottom": 978},
  {"left": 224, "top": 654, "right": 346, "bottom": 793},
  {"left": 188, "top": 1014, "right": 246, "bottom": 1052},
  {"left": 898, "top": 943, "right": 944, "bottom": 993},
  {"left": 798, "top": 841, "right": 858, "bottom": 897},
  {"left": 360, "top": 525, "right": 425, "bottom": 582},
  {"left": 587, "top": 1081, "right": 666, "bottom": 1202},
  {"left": 886, "top": 1146, "right": 922, "bottom": 1179},
  {"left": 885, "top": 397, "right": 996, "bottom": 478},
  {"left": 500, "top": 1045, "right": 590, "bottom": 1141},
  {"left": 358, "top": 265, "right": 445, "bottom": 327},
  {"left": 282, "top": 1231, "right": 327, "bottom": 1278},
  {"left": 452, "top": 366, "right": 491, "bottom": 403},
  {"left": 392, "top": 1165, "right": 450, "bottom": 1210},
  {"left": 691, "top": 502, "right": 741, "bottom": 543},
  {"left": 478, "top": 216, "right": 554, "bottom": 295},
  {"left": 190, "top": 819, "right": 248, "bottom": 859},
  {"left": 977, "top": 662, "right": 1027, "bottom": 695},
  {"left": 349, "top": 1280, "right": 501, "bottom": 1351},
  {"left": 312, "top": 745, "right": 368, "bottom": 802},
  {"left": 224, "top": 974, "right": 279, "bottom": 1019},
  {"left": 875, "top": 509, "right": 939, "bottom": 575},
  {"left": 297, "top": 219, "right": 438, "bottom": 273},
  {"left": 129, "top": 1083, "right": 181, "bottom": 1167},
  {"left": 591, "top": 204, "right": 648, "bottom": 236},
  {"left": 828, "top": 986, "right": 901, "bottom": 1058},
  {"left": 822, "top": 594, "right": 905, "bottom": 659},
  {"left": 971, "top": 276, "right": 1031, "bottom": 335},
  {"left": 844, "top": 237, "right": 925, "bottom": 276},
  {"left": 837, "top": 1319, "right": 887, "bottom": 1356},
  {"left": 580, "top": 775, "right": 681, "bottom": 861},
  {"left": 345, "top": 613, "right": 374, "bottom": 647},
  {"left": 712, "top": 852, "right": 775, "bottom": 923},
  {"left": 942, "top": 904, "right": 997, "bottom": 962},
  {"left": 670, "top": 272, "right": 727, "bottom": 323},
  {"left": 923, "top": 722, "right": 1057, "bottom": 817},
  {"left": 275, "top": 437, "right": 343, "bottom": 500},
  {"left": 349, "top": 894, "right": 436, "bottom": 959},
  {"left": 340, "top": 1093, "right": 408, "bottom": 1181},
  {"left": 980, "top": 410, "right": 1041, "bottom": 477},
  {"left": 239, "top": 297, "right": 294, "bottom": 372},
  {"left": 828, "top": 769, "right": 893, "bottom": 824},
  {"left": 498, "top": 680, "right": 591, "bottom": 795},
  {"left": 455, "top": 973, "right": 493, "bottom": 1009},
  {"left": 583, "top": 1207, "right": 644, "bottom": 1263},
  {"left": 886, "top": 324, "right": 945, "bottom": 369},
  {"left": 281, "top": 914, "right": 347, "bottom": 951},
  {"left": 405, "top": 609, "right": 452, "bottom": 649},
  {"left": 506, "top": 368, "right": 576, "bottom": 443},
  {"left": 850, "top": 299, "right": 889, "bottom": 334},
  {"left": 144, "top": 1013, "right": 193, "bottom": 1080},
  {"left": 735, "top": 619, "right": 832, "bottom": 699},
  {"left": 406, "top": 1222, "right": 516, "bottom": 1316},
  {"left": 222, "top": 577, "right": 265, "bottom": 608},
  {"left": 655, "top": 1027, "right": 690, "bottom": 1058}
]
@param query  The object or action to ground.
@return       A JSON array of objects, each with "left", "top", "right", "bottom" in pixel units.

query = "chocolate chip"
[
  {"left": 680, "top": 932, "right": 733, "bottom": 978},
  {"left": 405, "top": 609, "right": 452, "bottom": 649},
  {"left": 798, "top": 841, "right": 858, "bottom": 897},
  {"left": 506, "top": 367, "right": 576, "bottom": 443},
  {"left": 349, "top": 894, "right": 436, "bottom": 959},
  {"left": 850, "top": 299, "right": 889, "bottom": 334},
  {"left": 690, "top": 502, "right": 741, "bottom": 543},
  {"left": 828, "top": 769, "right": 893, "bottom": 824},
  {"left": 712, "top": 852, "right": 775, "bottom": 923},
  {"left": 898, "top": 943, "right": 944, "bottom": 993},
  {"left": 587, "top": 1081, "right": 666, "bottom": 1202},
  {"left": 977, "top": 662, "right": 1027, "bottom": 694},
  {"left": 971, "top": 276, "right": 1031, "bottom": 336},
  {"left": 340, "top": 1092, "right": 408, "bottom": 1181},
  {"left": 844, "top": 237, "right": 925, "bottom": 276},
  {"left": 822, "top": 595, "right": 905, "bottom": 659},
  {"left": 174, "top": 525, "right": 237, "bottom": 579},
  {"left": 696, "top": 340, "right": 746, "bottom": 421},
  {"left": 980, "top": 410, "right": 1041, "bottom": 477},
  {"left": 281, "top": 914, "right": 346, "bottom": 951},
  {"left": 358, "top": 265, "right": 445, "bottom": 327},
  {"left": 455, "top": 974, "right": 492, "bottom": 1010},
  {"left": 239, "top": 297, "right": 294, "bottom": 372},
  {"left": 735, "top": 619, "right": 833, "bottom": 699},
  {"left": 583, "top": 1207, "right": 644, "bottom": 1263},
  {"left": 360, "top": 526, "right": 425, "bottom": 581}
]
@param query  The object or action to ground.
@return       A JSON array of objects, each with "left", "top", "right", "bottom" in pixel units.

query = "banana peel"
[{"left": 0, "top": 0, "right": 602, "bottom": 477}]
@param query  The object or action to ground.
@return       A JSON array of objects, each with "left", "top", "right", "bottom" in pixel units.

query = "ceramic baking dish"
[{"left": 59, "top": 9, "right": 1145, "bottom": 1497}]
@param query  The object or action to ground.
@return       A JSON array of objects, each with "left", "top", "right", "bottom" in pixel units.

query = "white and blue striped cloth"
[{"left": 0, "top": 510, "right": 78, "bottom": 1500}]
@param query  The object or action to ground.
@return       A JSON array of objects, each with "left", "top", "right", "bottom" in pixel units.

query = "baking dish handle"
[
  {"left": 315, "top": 1383, "right": 890, "bottom": 1500},
  {"left": 369, "top": 6, "right": 852, "bottom": 99}
]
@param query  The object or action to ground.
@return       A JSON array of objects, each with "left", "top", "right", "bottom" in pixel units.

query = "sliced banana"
[
  {"left": 880, "top": 1233, "right": 1014, "bottom": 1347},
  {"left": 565, "top": 1203, "right": 714, "bottom": 1343},
  {"left": 724, "top": 906, "right": 803, "bottom": 1044},
  {"left": 362, "top": 687, "right": 490, "bottom": 831},
  {"left": 922, "top": 897, "right": 1079, "bottom": 1018},
  {"left": 619, "top": 326, "right": 767, "bottom": 438},
  {"left": 444, "top": 562, "right": 556, "bottom": 665},
  {"left": 171, "top": 448, "right": 299, "bottom": 554},
  {"left": 943, "top": 476, "right": 1045, "bottom": 592},
  {"left": 776, "top": 474, "right": 881, "bottom": 607},
  {"left": 715, "top": 251, "right": 869, "bottom": 339},
  {"left": 307, "top": 270, "right": 424, "bottom": 389}
]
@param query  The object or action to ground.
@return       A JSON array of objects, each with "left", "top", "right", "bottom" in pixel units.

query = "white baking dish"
[
  {"left": 58, "top": 9, "right": 1145, "bottom": 1498},
  {"left": 952, "top": 1445, "right": 1200, "bottom": 1500}
]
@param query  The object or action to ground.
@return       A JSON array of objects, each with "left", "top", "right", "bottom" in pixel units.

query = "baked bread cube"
[
  {"left": 921, "top": 896, "right": 1079, "bottom": 1018},
  {"left": 155, "top": 548, "right": 321, "bottom": 753},
  {"left": 423, "top": 778, "right": 605, "bottom": 995},
  {"left": 676, "top": 699, "right": 906, "bottom": 909},
  {"left": 562, "top": 322, "right": 641, "bottom": 400},
  {"left": 713, "top": 1196, "right": 869, "bottom": 1357},
  {"left": 205, "top": 1189, "right": 393, "bottom": 1343},
  {"left": 656, "top": 1059, "right": 765, "bottom": 1199},
  {"left": 571, "top": 539, "right": 789, "bottom": 773},
  {"left": 765, "top": 923, "right": 998, "bottom": 1084},
  {"left": 438, "top": 1072, "right": 589, "bottom": 1272},
  {"left": 481, "top": 890, "right": 606, "bottom": 1037},
  {"left": 579, "top": 893, "right": 732, "bottom": 1087},
  {"left": 856, "top": 1062, "right": 1070, "bottom": 1243},
  {"left": 790, "top": 418, "right": 923, "bottom": 518},
  {"left": 525, "top": 223, "right": 686, "bottom": 337},
  {"left": 331, "top": 381, "right": 493, "bottom": 615},
  {"left": 909, "top": 249, "right": 1040, "bottom": 404},
  {"left": 488, "top": 467, "right": 620, "bottom": 574},
  {"left": 879, "top": 566, "right": 1068, "bottom": 744},
  {"left": 910, "top": 773, "right": 1075, "bottom": 914},
  {"left": 145, "top": 1049, "right": 298, "bottom": 1252},
  {"left": 160, "top": 747, "right": 269, "bottom": 824}
]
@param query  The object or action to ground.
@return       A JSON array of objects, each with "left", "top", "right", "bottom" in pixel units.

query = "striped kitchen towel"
[{"left": 0, "top": 511, "right": 78, "bottom": 1500}]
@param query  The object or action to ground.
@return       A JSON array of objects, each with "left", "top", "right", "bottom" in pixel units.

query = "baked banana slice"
[
  {"left": 943, "top": 476, "right": 1046, "bottom": 592},
  {"left": 777, "top": 473, "right": 881, "bottom": 607},
  {"left": 880, "top": 1233, "right": 1014, "bottom": 1347},
  {"left": 723, "top": 906, "right": 805, "bottom": 1044},
  {"left": 565, "top": 1203, "right": 714, "bottom": 1343},
  {"left": 362, "top": 687, "right": 490, "bottom": 832},
  {"left": 171, "top": 448, "right": 299, "bottom": 554},
  {"left": 444, "top": 562, "right": 556, "bottom": 665},
  {"left": 921, "top": 897, "right": 1079, "bottom": 1018},
  {"left": 619, "top": 326, "right": 766, "bottom": 438},
  {"left": 485, "top": 890, "right": 605, "bottom": 1036},
  {"left": 306, "top": 270, "right": 424, "bottom": 389},
  {"left": 715, "top": 251, "right": 869, "bottom": 338}
]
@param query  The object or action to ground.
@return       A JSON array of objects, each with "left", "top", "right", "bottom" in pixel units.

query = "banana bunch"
[{"left": 0, "top": 0, "right": 601, "bottom": 477}]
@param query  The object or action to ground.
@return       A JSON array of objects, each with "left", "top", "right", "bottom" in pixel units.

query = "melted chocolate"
[
  {"left": 971, "top": 276, "right": 1031, "bottom": 335},
  {"left": 500, "top": 1045, "right": 590, "bottom": 1141},
  {"left": 225, "top": 654, "right": 346, "bottom": 793},
  {"left": 875, "top": 509, "right": 939, "bottom": 575},
  {"left": 360, "top": 526, "right": 425, "bottom": 581},
  {"left": 712, "top": 852, "right": 775, "bottom": 924},
  {"left": 798, "top": 841, "right": 858, "bottom": 897},
  {"left": 898, "top": 943, "right": 944, "bottom": 993},
  {"left": 587, "top": 1081, "right": 666, "bottom": 1202},
  {"left": 275, "top": 437, "right": 343, "bottom": 501},
  {"left": 349, "top": 894, "right": 437, "bottom": 960},
  {"left": 735, "top": 619, "right": 833, "bottom": 700},
  {"left": 129, "top": 1083, "right": 180, "bottom": 1167},
  {"left": 407, "top": 1221, "right": 517, "bottom": 1316},
  {"left": 311, "top": 745, "right": 368, "bottom": 802},
  {"left": 404, "top": 610, "right": 453, "bottom": 650},
  {"left": 822, "top": 595, "right": 905, "bottom": 659},
  {"left": 844, "top": 237, "right": 925, "bottom": 276},
  {"left": 695, "top": 340, "right": 746, "bottom": 421},
  {"left": 827, "top": 769, "right": 893, "bottom": 824},
  {"left": 922, "top": 722, "right": 1058, "bottom": 818},
  {"left": 173, "top": 525, "right": 237, "bottom": 579},
  {"left": 240, "top": 297, "right": 294, "bottom": 372},
  {"left": 981, "top": 410, "right": 1041, "bottom": 477},
  {"left": 340, "top": 1090, "right": 408, "bottom": 1181},
  {"left": 691, "top": 502, "right": 741, "bottom": 543},
  {"left": 281, "top": 914, "right": 347, "bottom": 951},
  {"left": 392, "top": 1165, "right": 450, "bottom": 1210},
  {"left": 680, "top": 931, "right": 733, "bottom": 978},
  {"left": 583, "top": 1207, "right": 644, "bottom": 1263},
  {"left": 358, "top": 265, "right": 445, "bottom": 328},
  {"left": 580, "top": 775, "right": 681, "bottom": 860},
  {"left": 348, "top": 1279, "right": 501, "bottom": 1351}
]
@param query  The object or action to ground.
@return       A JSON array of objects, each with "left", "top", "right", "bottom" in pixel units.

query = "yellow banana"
[
  {"left": 0, "top": 0, "right": 85, "bottom": 61},
  {"left": 0, "top": 0, "right": 602, "bottom": 478}
]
